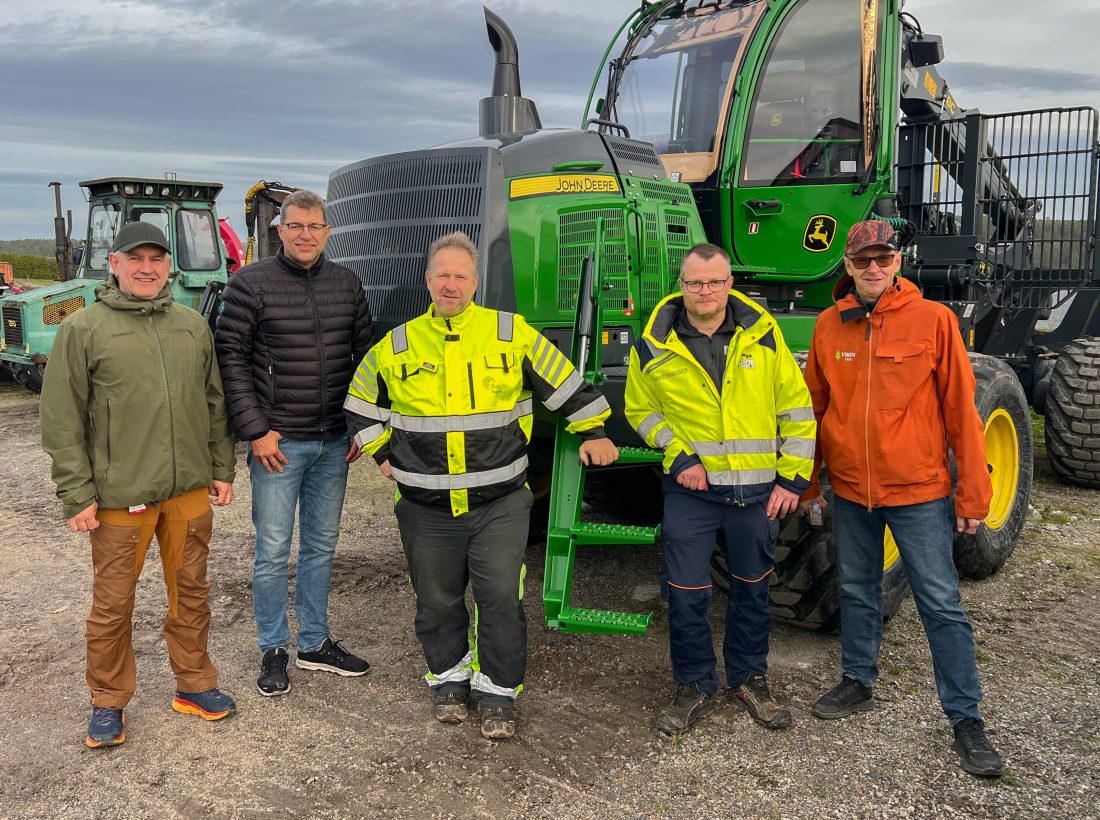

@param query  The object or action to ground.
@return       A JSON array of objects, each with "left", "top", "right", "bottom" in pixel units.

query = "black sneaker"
[
  {"left": 731, "top": 675, "right": 792, "bottom": 730},
  {"left": 432, "top": 682, "right": 470, "bottom": 724},
  {"left": 257, "top": 647, "right": 291, "bottom": 697},
  {"left": 296, "top": 637, "right": 370, "bottom": 677},
  {"left": 477, "top": 695, "right": 516, "bottom": 740},
  {"left": 811, "top": 675, "right": 874, "bottom": 719},
  {"left": 952, "top": 718, "right": 1004, "bottom": 777},
  {"left": 655, "top": 682, "right": 715, "bottom": 736},
  {"left": 85, "top": 707, "right": 125, "bottom": 748}
]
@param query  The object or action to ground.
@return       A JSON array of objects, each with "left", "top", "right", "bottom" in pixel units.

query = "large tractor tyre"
[
  {"left": 710, "top": 478, "right": 909, "bottom": 632},
  {"left": 1044, "top": 337, "right": 1100, "bottom": 489},
  {"left": 10, "top": 363, "right": 45, "bottom": 393},
  {"left": 952, "top": 354, "right": 1033, "bottom": 580}
]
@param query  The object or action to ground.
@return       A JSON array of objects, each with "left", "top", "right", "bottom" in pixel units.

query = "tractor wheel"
[
  {"left": 710, "top": 478, "right": 909, "bottom": 632},
  {"left": 1044, "top": 337, "right": 1100, "bottom": 489},
  {"left": 10, "top": 363, "right": 45, "bottom": 393},
  {"left": 952, "top": 354, "right": 1033, "bottom": 580}
]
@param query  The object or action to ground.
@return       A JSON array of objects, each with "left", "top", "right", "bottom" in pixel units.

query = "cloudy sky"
[{"left": 2, "top": 0, "right": 1098, "bottom": 241}]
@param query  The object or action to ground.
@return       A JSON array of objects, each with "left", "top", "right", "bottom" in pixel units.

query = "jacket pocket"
[
  {"left": 473, "top": 352, "right": 521, "bottom": 410},
  {"left": 104, "top": 398, "right": 113, "bottom": 481},
  {"left": 872, "top": 343, "right": 929, "bottom": 410}
]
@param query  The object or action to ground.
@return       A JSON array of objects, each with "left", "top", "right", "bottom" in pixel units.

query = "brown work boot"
[
  {"left": 655, "top": 682, "right": 715, "bottom": 736},
  {"left": 731, "top": 675, "right": 792, "bottom": 729}
]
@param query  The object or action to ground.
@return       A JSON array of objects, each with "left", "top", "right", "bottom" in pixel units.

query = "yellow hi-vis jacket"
[
  {"left": 345, "top": 302, "right": 611, "bottom": 516},
  {"left": 625, "top": 290, "right": 815, "bottom": 505}
]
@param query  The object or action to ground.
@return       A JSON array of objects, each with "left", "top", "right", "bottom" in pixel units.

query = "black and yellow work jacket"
[
  {"left": 345, "top": 302, "right": 611, "bottom": 516},
  {"left": 625, "top": 290, "right": 815, "bottom": 505}
]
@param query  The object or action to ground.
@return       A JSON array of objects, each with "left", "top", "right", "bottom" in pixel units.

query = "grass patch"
[
  {"left": 975, "top": 650, "right": 991, "bottom": 664},
  {"left": 1038, "top": 505, "right": 1070, "bottom": 525}
]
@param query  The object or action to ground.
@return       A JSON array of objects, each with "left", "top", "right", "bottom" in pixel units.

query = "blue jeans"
[
  {"left": 250, "top": 437, "right": 349, "bottom": 653},
  {"left": 833, "top": 495, "right": 982, "bottom": 724}
]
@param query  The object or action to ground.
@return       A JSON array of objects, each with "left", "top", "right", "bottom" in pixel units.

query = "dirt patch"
[{"left": 0, "top": 383, "right": 1097, "bottom": 819}]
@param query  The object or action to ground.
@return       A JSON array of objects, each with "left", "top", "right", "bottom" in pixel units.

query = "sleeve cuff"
[
  {"left": 574, "top": 426, "right": 606, "bottom": 442},
  {"left": 775, "top": 474, "right": 809, "bottom": 495},
  {"left": 670, "top": 452, "right": 702, "bottom": 477},
  {"left": 372, "top": 444, "right": 392, "bottom": 466}
]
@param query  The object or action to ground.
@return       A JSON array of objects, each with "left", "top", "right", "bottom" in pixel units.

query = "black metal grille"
[
  {"left": 557, "top": 210, "right": 630, "bottom": 311},
  {"left": 604, "top": 136, "right": 664, "bottom": 170},
  {"left": 2, "top": 304, "right": 23, "bottom": 348},
  {"left": 633, "top": 179, "right": 691, "bottom": 205},
  {"left": 898, "top": 107, "right": 1098, "bottom": 310},
  {"left": 326, "top": 151, "right": 488, "bottom": 333}
]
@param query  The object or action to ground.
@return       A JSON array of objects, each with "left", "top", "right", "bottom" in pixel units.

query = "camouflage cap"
[
  {"left": 111, "top": 221, "right": 171, "bottom": 254},
  {"left": 845, "top": 220, "right": 898, "bottom": 256}
]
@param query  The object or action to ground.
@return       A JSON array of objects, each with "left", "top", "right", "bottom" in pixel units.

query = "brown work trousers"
[{"left": 87, "top": 487, "right": 219, "bottom": 707}]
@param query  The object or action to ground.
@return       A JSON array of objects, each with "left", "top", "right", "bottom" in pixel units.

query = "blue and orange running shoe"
[
  {"left": 86, "top": 706, "right": 125, "bottom": 748},
  {"left": 172, "top": 688, "right": 237, "bottom": 721}
]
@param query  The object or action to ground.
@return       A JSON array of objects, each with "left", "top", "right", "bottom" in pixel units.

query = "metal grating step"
[
  {"left": 572, "top": 522, "right": 659, "bottom": 545},
  {"left": 557, "top": 606, "right": 652, "bottom": 635}
]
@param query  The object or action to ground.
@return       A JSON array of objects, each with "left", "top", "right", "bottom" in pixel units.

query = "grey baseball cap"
[{"left": 111, "top": 222, "right": 171, "bottom": 254}]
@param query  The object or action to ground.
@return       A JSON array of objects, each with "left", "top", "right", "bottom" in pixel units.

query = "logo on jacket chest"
[
  {"left": 738, "top": 353, "right": 755, "bottom": 369},
  {"left": 835, "top": 350, "right": 857, "bottom": 362}
]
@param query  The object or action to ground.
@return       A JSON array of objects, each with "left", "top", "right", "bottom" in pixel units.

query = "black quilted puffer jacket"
[{"left": 214, "top": 249, "right": 374, "bottom": 442}]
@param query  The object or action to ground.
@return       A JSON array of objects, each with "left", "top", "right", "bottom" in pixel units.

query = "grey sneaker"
[
  {"left": 432, "top": 683, "right": 470, "bottom": 723},
  {"left": 731, "top": 675, "right": 792, "bottom": 729},
  {"left": 811, "top": 676, "right": 874, "bottom": 719},
  {"left": 655, "top": 682, "right": 715, "bottom": 736},
  {"left": 952, "top": 718, "right": 1003, "bottom": 777}
]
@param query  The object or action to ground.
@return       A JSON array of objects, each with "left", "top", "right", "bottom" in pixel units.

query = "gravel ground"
[{"left": 0, "top": 382, "right": 1097, "bottom": 819}]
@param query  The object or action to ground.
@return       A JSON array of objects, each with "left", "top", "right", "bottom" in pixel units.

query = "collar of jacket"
[
  {"left": 642, "top": 289, "right": 771, "bottom": 352},
  {"left": 835, "top": 275, "right": 921, "bottom": 324},
  {"left": 423, "top": 301, "right": 480, "bottom": 334},
  {"left": 95, "top": 275, "right": 174, "bottom": 314},
  {"left": 275, "top": 247, "right": 327, "bottom": 276}
]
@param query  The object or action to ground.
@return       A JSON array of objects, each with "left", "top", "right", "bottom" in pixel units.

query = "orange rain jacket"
[{"left": 803, "top": 275, "right": 991, "bottom": 519}]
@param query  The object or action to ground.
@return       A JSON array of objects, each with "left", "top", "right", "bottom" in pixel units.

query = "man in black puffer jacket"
[{"left": 215, "top": 189, "right": 374, "bottom": 697}]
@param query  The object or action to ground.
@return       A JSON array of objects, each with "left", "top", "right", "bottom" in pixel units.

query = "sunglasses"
[{"left": 845, "top": 252, "right": 897, "bottom": 270}]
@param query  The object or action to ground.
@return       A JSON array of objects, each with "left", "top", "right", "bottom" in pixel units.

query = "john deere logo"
[{"left": 803, "top": 215, "right": 837, "bottom": 252}]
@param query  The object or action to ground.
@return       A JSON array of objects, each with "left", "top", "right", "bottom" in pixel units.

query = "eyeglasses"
[
  {"left": 679, "top": 277, "right": 730, "bottom": 293},
  {"left": 846, "top": 252, "right": 897, "bottom": 270},
  {"left": 282, "top": 222, "right": 329, "bottom": 234}
]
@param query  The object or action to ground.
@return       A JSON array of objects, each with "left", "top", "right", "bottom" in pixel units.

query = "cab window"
[
  {"left": 175, "top": 209, "right": 220, "bottom": 271},
  {"left": 84, "top": 204, "right": 123, "bottom": 275},
  {"left": 741, "top": 0, "right": 865, "bottom": 186}
]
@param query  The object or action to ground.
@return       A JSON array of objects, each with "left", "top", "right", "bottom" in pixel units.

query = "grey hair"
[
  {"left": 427, "top": 231, "right": 480, "bottom": 272},
  {"left": 280, "top": 189, "right": 327, "bottom": 221}
]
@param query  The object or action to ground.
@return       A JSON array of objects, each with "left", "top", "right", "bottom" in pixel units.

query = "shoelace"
[
  {"left": 956, "top": 720, "right": 991, "bottom": 750},
  {"left": 263, "top": 651, "right": 287, "bottom": 675},
  {"left": 91, "top": 707, "right": 120, "bottom": 726}
]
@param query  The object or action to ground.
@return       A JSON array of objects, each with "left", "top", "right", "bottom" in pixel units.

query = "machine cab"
[
  {"left": 598, "top": 0, "right": 894, "bottom": 282},
  {"left": 80, "top": 178, "right": 229, "bottom": 309}
]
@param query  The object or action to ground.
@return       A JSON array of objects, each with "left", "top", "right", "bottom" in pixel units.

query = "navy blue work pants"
[{"left": 662, "top": 491, "right": 778, "bottom": 694}]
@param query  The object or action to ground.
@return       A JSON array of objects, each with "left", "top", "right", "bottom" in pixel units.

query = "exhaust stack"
[{"left": 479, "top": 7, "right": 541, "bottom": 137}]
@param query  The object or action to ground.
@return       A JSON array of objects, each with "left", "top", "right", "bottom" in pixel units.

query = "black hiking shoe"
[
  {"left": 85, "top": 707, "right": 125, "bottom": 748},
  {"left": 432, "top": 683, "right": 470, "bottom": 724},
  {"left": 731, "top": 675, "right": 792, "bottom": 729},
  {"left": 296, "top": 638, "right": 370, "bottom": 677},
  {"left": 655, "top": 682, "right": 715, "bottom": 736},
  {"left": 477, "top": 695, "right": 516, "bottom": 740},
  {"left": 811, "top": 676, "right": 874, "bottom": 719},
  {"left": 257, "top": 647, "right": 291, "bottom": 697},
  {"left": 952, "top": 718, "right": 1004, "bottom": 777}
]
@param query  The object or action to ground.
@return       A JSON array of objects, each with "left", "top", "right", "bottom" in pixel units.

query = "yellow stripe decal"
[{"left": 509, "top": 174, "right": 620, "bottom": 199}]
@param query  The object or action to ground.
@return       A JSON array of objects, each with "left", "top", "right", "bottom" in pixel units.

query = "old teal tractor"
[
  {"left": 0, "top": 177, "right": 232, "bottom": 391},
  {"left": 324, "top": 1, "right": 1099, "bottom": 632}
]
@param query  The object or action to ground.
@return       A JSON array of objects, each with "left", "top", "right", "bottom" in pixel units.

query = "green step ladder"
[{"left": 542, "top": 234, "right": 664, "bottom": 635}]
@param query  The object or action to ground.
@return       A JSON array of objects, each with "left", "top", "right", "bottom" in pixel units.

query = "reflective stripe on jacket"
[
  {"left": 803, "top": 275, "right": 991, "bottom": 518},
  {"left": 345, "top": 303, "right": 610, "bottom": 515},
  {"left": 625, "top": 290, "right": 815, "bottom": 504}
]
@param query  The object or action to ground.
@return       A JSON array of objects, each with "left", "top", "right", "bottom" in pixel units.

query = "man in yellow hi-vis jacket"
[
  {"left": 345, "top": 231, "right": 618, "bottom": 739},
  {"left": 625, "top": 243, "right": 815, "bottom": 736}
]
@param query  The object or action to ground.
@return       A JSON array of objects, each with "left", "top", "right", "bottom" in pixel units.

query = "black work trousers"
[{"left": 395, "top": 486, "right": 532, "bottom": 696}]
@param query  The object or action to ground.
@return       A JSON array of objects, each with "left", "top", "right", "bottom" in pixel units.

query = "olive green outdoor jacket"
[{"left": 41, "top": 278, "right": 235, "bottom": 519}]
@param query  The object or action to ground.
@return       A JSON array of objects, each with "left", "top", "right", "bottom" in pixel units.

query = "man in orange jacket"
[{"left": 799, "top": 220, "right": 1002, "bottom": 777}]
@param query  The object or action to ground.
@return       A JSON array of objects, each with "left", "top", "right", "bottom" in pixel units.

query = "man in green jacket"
[{"left": 41, "top": 222, "right": 238, "bottom": 749}]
